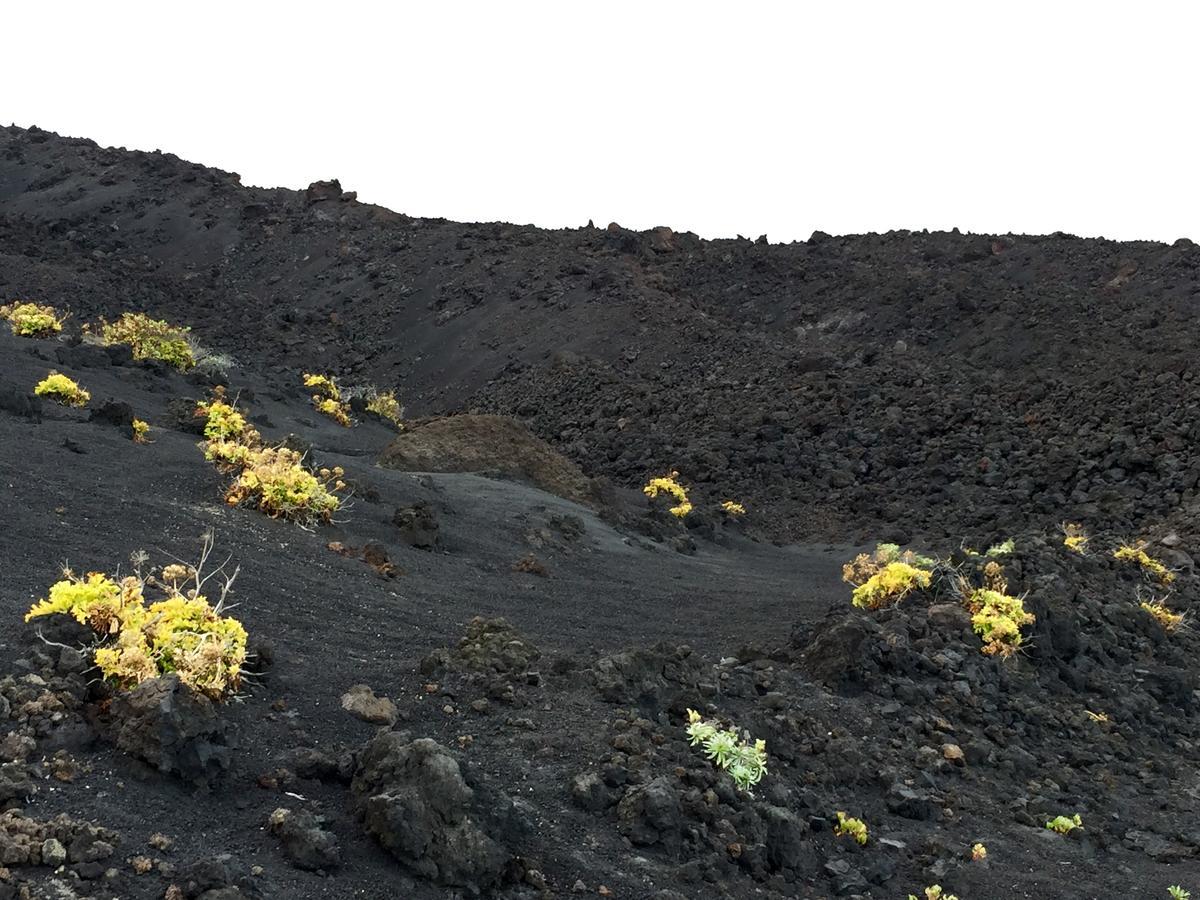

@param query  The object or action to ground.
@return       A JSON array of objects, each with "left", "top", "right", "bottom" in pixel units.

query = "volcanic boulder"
[{"left": 350, "top": 733, "right": 527, "bottom": 894}]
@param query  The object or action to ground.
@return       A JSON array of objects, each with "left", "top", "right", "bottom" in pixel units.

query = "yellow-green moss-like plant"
[
  {"left": 24, "top": 550, "right": 247, "bottom": 701},
  {"left": 1114, "top": 543, "right": 1175, "bottom": 585},
  {"left": 1045, "top": 813, "right": 1082, "bottom": 834},
  {"left": 195, "top": 389, "right": 255, "bottom": 444},
  {"left": 34, "top": 371, "right": 90, "bottom": 407},
  {"left": 1062, "top": 522, "right": 1089, "bottom": 554},
  {"left": 833, "top": 811, "right": 868, "bottom": 845},
  {"left": 303, "top": 373, "right": 352, "bottom": 427},
  {"left": 1, "top": 302, "right": 64, "bottom": 337},
  {"left": 196, "top": 388, "right": 346, "bottom": 524},
  {"left": 966, "top": 588, "right": 1035, "bottom": 656},
  {"left": 643, "top": 471, "right": 692, "bottom": 517},
  {"left": 225, "top": 447, "right": 344, "bottom": 524},
  {"left": 850, "top": 562, "right": 931, "bottom": 609},
  {"left": 1169, "top": 886, "right": 1191, "bottom": 900},
  {"left": 364, "top": 388, "right": 404, "bottom": 427},
  {"left": 1141, "top": 599, "right": 1185, "bottom": 632},
  {"left": 96, "top": 312, "right": 195, "bottom": 370},
  {"left": 685, "top": 709, "right": 768, "bottom": 791}
]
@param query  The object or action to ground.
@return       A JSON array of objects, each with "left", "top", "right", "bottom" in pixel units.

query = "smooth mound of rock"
[
  {"left": 378, "top": 414, "right": 600, "bottom": 507},
  {"left": 350, "top": 733, "right": 526, "bottom": 894},
  {"left": 109, "top": 675, "right": 231, "bottom": 788}
]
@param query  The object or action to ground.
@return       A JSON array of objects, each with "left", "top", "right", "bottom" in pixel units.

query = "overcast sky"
[{"left": 6, "top": 2, "right": 1199, "bottom": 243}]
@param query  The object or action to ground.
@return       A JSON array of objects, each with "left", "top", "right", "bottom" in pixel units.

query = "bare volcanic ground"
[
  {"left": 5, "top": 124, "right": 1200, "bottom": 547},
  {"left": 0, "top": 127, "right": 1197, "bottom": 900}
]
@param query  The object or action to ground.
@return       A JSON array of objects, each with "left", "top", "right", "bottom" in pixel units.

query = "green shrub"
[{"left": 96, "top": 312, "right": 195, "bottom": 370}]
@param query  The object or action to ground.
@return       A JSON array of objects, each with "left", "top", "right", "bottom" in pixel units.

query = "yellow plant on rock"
[
  {"left": 24, "top": 556, "right": 247, "bottom": 701},
  {"left": 721, "top": 500, "right": 746, "bottom": 517},
  {"left": 643, "top": 471, "right": 692, "bottom": 517},
  {"left": 1141, "top": 599, "right": 1185, "bottom": 632},
  {"left": 833, "top": 811, "right": 868, "bottom": 845},
  {"left": 364, "top": 388, "right": 403, "bottom": 427},
  {"left": 1046, "top": 813, "right": 1082, "bottom": 834},
  {"left": 96, "top": 312, "right": 195, "bottom": 370},
  {"left": 1113, "top": 543, "right": 1175, "bottom": 586},
  {"left": 1062, "top": 522, "right": 1089, "bottom": 554},
  {"left": 1, "top": 302, "right": 64, "bottom": 337},
  {"left": 850, "top": 562, "right": 931, "bottom": 609},
  {"left": 303, "top": 373, "right": 352, "bottom": 427},
  {"left": 34, "top": 371, "right": 90, "bottom": 407},
  {"left": 965, "top": 588, "right": 1035, "bottom": 656}
]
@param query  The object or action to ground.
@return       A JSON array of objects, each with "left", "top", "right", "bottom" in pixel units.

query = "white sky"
[{"left": 5, "top": 2, "right": 1200, "bottom": 243}]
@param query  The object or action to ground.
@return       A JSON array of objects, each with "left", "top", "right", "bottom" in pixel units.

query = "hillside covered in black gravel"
[{"left": 1, "top": 126, "right": 1198, "bottom": 900}]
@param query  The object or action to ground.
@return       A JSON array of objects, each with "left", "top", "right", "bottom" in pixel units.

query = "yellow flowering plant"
[
  {"left": 1, "top": 302, "right": 64, "bottom": 337},
  {"left": 95, "top": 312, "right": 195, "bottom": 370},
  {"left": 34, "top": 371, "right": 90, "bottom": 407},
  {"left": 303, "top": 373, "right": 352, "bottom": 427},
  {"left": 24, "top": 541, "right": 247, "bottom": 701},
  {"left": 644, "top": 471, "right": 692, "bottom": 517},
  {"left": 833, "top": 812, "right": 868, "bottom": 845}
]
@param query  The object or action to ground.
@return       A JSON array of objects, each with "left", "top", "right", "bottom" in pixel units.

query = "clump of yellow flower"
[
  {"left": 196, "top": 388, "right": 345, "bottom": 524},
  {"left": 364, "top": 388, "right": 403, "bottom": 427},
  {"left": 1141, "top": 599, "right": 1185, "bottom": 632},
  {"left": 721, "top": 500, "right": 746, "bottom": 516},
  {"left": 971, "top": 842, "right": 987, "bottom": 861},
  {"left": 34, "top": 371, "right": 90, "bottom": 407},
  {"left": 1062, "top": 522, "right": 1089, "bottom": 554},
  {"left": 1113, "top": 543, "right": 1175, "bottom": 585},
  {"left": 965, "top": 587, "right": 1035, "bottom": 656},
  {"left": 132, "top": 419, "right": 151, "bottom": 443},
  {"left": 303, "top": 373, "right": 353, "bottom": 427},
  {"left": 1046, "top": 813, "right": 1082, "bottom": 834},
  {"left": 643, "top": 471, "right": 692, "bottom": 517},
  {"left": 24, "top": 565, "right": 247, "bottom": 701},
  {"left": 95, "top": 312, "right": 195, "bottom": 370},
  {"left": 849, "top": 562, "right": 931, "bottom": 609},
  {"left": 1, "top": 302, "right": 64, "bottom": 337}
]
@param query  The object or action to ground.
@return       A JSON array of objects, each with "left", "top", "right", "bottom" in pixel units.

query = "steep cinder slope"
[{"left": 4, "top": 124, "right": 1200, "bottom": 546}]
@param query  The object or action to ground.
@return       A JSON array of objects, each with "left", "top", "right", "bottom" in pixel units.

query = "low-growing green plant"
[
  {"left": 303, "top": 373, "right": 352, "bottom": 427},
  {"left": 965, "top": 587, "right": 1035, "bottom": 656},
  {"left": 1169, "top": 885, "right": 1191, "bottom": 900},
  {"left": 644, "top": 471, "right": 692, "bottom": 517},
  {"left": 1114, "top": 542, "right": 1176, "bottom": 585},
  {"left": 833, "top": 811, "right": 868, "bottom": 845},
  {"left": 24, "top": 538, "right": 246, "bottom": 700},
  {"left": 364, "top": 387, "right": 403, "bottom": 427},
  {"left": 95, "top": 312, "right": 196, "bottom": 370},
  {"left": 1062, "top": 522, "right": 1089, "bottom": 554},
  {"left": 1045, "top": 813, "right": 1082, "bottom": 834},
  {"left": 34, "top": 371, "right": 89, "bottom": 407},
  {"left": 850, "top": 561, "right": 931, "bottom": 609},
  {"left": 1, "top": 301, "right": 64, "bottom": 337},
  {"left": 685, "top": 709, "right": 767, "bottom": 791},
  {"left": 196, "top": 389, "right": 346, "bottom": 525},
  {"left": 1141, "top": 599, "right": 1185, "bottom": 632}
]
